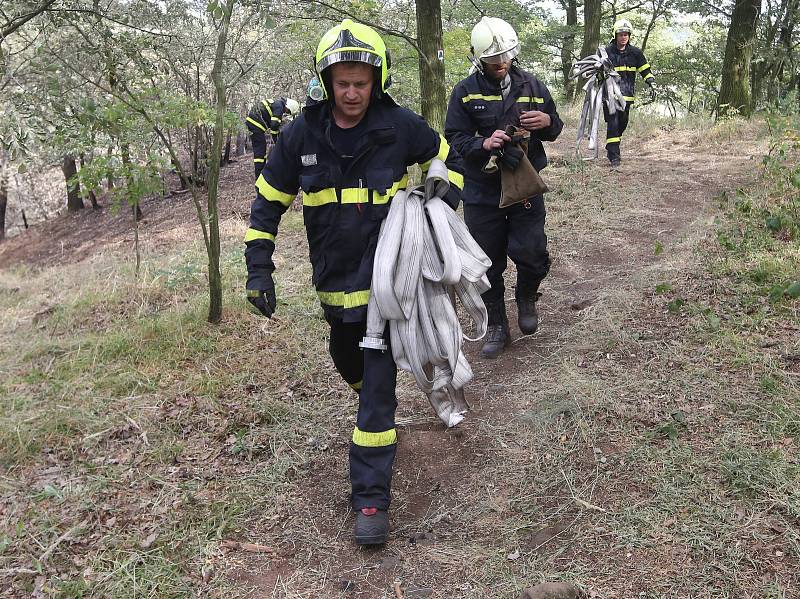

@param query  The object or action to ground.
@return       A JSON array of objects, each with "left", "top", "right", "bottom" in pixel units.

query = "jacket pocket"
[
  {"left": 299, "top": 170, "right": 334, "bottom": 206},
  {"left": 366, "top": 168, "right": 394, "bottom": 197}
]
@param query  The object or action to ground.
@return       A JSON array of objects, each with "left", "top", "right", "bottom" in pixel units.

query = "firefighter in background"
[
  {"left": 604, "top": 19, "right": 655, "bottom": 167},
  {"left": 444, "top": 17, "right": 563, "bottom": 359},
  {"left": 245, "top": 97, "right": 300, "bottom": 177},
  {"left": 244, "top": 19, "right": 464, "bottom": 545}
]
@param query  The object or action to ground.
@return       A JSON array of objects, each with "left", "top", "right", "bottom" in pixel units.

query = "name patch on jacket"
[{"left": 301, "top": 154, "right": 317, "bottom": 166}]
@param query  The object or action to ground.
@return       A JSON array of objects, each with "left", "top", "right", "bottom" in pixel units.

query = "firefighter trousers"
[
  {"left": 463, "top": 196, "right": 550, "bottom": 308},
  {"left": 327, "top": 317, "right": 398, "bottom": 511},
  {"left": 246, "top": 122, "right": 268, "bottom": 178},
  {"left": 603, "top": 102, "right": 632, "bottom": 160}
]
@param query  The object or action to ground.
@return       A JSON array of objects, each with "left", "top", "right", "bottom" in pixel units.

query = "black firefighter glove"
[
  {"left": 246, "top": 276, "right": 276, "bottom": 318},
  {"left": 498, "top": 144, "right": 525, "bottom": 171},
  {"left": 647, "top": 81, "right": 657, "bottom": 102}
]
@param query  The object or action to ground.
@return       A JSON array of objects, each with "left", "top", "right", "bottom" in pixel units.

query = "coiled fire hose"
[
  {"left": 359, "top": 160, "right": 491, "bottom": 427},
  {"left": 572, "top": 46, "right": 626, "bottom": 160}
]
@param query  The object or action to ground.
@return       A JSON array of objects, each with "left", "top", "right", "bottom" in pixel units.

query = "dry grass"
[{"left": 1, "top": 117, "right": 798, "bottom": 598}]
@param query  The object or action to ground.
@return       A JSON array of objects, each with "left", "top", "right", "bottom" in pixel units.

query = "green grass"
[
  {"left": 1, "top": 119, "right": 798, "bottom": 597},
  {"left": 0, "top": 209, "right": 344, "bottom": 596}
]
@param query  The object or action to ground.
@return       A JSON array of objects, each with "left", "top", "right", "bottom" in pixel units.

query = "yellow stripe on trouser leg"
[
  {"left": 352, "top": 426, "right": 397, "bottom": 447},
  {"left": 606, "top": 136, "right": 621, "bottom": 143},
  {"left": 350, "top": 380, "right": 362, "bottom": 391}
]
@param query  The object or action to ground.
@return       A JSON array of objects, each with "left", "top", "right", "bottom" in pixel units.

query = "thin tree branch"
[
  {"left": 298, "top": 0, "right": 422, "bottom": 55},
  {"left": 0, "top": 0, "right": 57, "bottom": 43}
]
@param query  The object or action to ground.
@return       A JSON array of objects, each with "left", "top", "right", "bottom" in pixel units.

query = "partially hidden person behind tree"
[
  {"left": 244, "top": 19, "right": 464, "bottom": 545},
  {"left": 444, "top": 16, "right": 563, "bottom": 360},
  {"left": 245, "top": 97, "right": 300, "bottom": 177},
  {"left": 604, "top": 19, "right": 655, "bottom": 167}
]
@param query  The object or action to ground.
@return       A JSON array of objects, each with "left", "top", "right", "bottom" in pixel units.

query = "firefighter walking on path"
[
  {"left": 444, "top": 16, "right": 563, "bottom": 359},
  {"left": 604, "top": 19, "right": 656, "bottom": 167},
  {"left": 244, "top": 19, "right": 464, "bottom": 545},
  {"left": 246, "top": 97, "right": 300, "bottom": 177}
]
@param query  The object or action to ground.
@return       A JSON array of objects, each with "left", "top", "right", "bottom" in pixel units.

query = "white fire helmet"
[{"left": 470, "top": 17, "right": 520, "bottom": 64}]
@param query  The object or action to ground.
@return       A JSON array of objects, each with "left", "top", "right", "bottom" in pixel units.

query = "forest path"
[{"left": 222, "top": 125, "right": 774, "bottom": 598}]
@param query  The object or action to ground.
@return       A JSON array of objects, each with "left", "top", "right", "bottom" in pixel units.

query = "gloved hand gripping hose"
[
  {"left": 572, "top": 46, "right": 626, "bottom": 160},
  {"left": 361, "top": 159, "right": 491, "bottom": 427}
]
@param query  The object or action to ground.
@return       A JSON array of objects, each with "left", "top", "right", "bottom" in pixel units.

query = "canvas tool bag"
[{"left": 491, "top": 127, "right": 550, "bottom": 208}]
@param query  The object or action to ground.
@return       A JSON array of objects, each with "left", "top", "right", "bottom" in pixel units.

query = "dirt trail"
[{"left": 221, "top": 129, "right": 769, "bottom": 597}]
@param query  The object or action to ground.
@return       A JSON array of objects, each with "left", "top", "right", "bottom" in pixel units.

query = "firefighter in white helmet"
[
  {"left": 445, "top": 16, "right": 563, "bottom": 359},
  {"left": 604, "top": 19, "right": 656, "bottom": 167},
  {"left": 245, "top": 97, "right": 301, "bottom": 177}
]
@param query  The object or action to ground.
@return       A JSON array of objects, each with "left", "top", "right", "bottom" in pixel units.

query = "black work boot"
[
  {"left": 354, "top": 507, "right": 389, "bottom": 545},
  {"left": 516, "top": 284, "right": 542, "bottom": 335},
  {"left": 480, "top": 301, "right": 510, "bottom": 359}
]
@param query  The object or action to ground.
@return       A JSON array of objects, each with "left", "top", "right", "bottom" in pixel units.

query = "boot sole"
[{"left": 355, "top": 532, "right": 387, "bottom": 545}]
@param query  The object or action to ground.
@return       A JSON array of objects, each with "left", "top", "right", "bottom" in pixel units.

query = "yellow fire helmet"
[{"left": 315, "top": 19, "right": 391, "bottom": 99}]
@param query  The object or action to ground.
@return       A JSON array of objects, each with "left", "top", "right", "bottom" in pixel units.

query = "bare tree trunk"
[
  {"left": 0, "top": 167, "right": 7, "bottom": 241},
  {"left": 415, "top": 0, "right": 447, "bottom": 132},
  {"left": 63, "top": 155, "right": 85, "bottom": 212},
  {"left": 235, "top": 128, "right": 246, "bottom": 156},
  {"left": 119, "top": 145, "right": 144, "bottom": 221},
  {"left": 206, "top": 0, "right": 236, "bottom": 323},
  {"left": 106, "top": 146, "right": 115, "bottom": 190},
  {"left": 222, "top": 131, "right": 232, "bottom": 165},
  {"left": 718, "top": 0, "right": 761, "bottom": 118},
  {"left": 561, "top": 0, "right": 578, "bottom": 99},
  {"left": 580, "top": 0, "right": 602, "bottom": 60}
]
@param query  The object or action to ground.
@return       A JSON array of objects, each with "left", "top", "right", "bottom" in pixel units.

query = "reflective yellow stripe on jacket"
[
  {"left": 256, "top": 176, "right": 295, "bottom": 207},
  {"left": 246, "top": 116, "right": 267, "bottom": 132},
  {"left": 517, "top": 96, "right": 545, "bottom": 104},
  {"left": 419, "top": 135, "right": 464, "bottom": 190},
  {"left": 302, "top": 175, "right": 410, "bottom": 207},
  {"left": 461, "top": 93, "right": 502, "bottom": 103}
]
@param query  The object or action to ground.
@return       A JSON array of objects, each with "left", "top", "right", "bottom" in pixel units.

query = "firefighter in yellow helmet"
[
  {"left": 604, "top": 19, "right": 656, "bottom": 167},
  {"left": 245, "top": 97, "right": 300, "bottom": 177},
  {"left": 244, "top": 19, "right": 464, "bottom": 545}
]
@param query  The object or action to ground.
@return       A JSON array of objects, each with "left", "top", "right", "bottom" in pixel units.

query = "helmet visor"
[
  {"left": 481, "top": 45, "right": 520, "bottom": 64},
  {"left": 317, "top": 50, "right": 382, "bottom": 73}
]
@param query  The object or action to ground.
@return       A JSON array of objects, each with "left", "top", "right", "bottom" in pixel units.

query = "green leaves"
[
  {"left": 667, "top": 298, "right": 685, "bottom": 313},
  {"left": 207, "top": 0, "right": 225, "bottom": 19},
  {"left": 765, "top": 214, "right": 782, "bottom": 232},
  {"left": 654, "top": 240, "right": 664, "bottom": 256},
  {"left": 655, "top": 282, "right": 673, "bottom": 294},
  {"left": 768, "top": 281, "right": 800, "bottom": 303}
]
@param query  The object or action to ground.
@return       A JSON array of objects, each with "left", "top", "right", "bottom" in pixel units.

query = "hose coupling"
[{"left": 359, "top": 336, "right": 388, "bottom": 352}]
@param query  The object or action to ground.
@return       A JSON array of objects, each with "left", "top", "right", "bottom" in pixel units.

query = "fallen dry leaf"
[{"left": 220, "top": 539, "right": 274, "bottom": 553}]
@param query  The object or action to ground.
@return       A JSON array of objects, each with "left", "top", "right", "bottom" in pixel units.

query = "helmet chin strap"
[{"left": 468, "top": 55, "right": 484, "bottom": 75}]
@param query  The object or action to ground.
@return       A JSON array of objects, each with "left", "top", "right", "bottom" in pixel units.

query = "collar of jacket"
[
  {"left": 474, "top": 64, "right": 528, "bottom": 91},
  {"left": 607, "top": 41, "right": 631, "bottom": 56},
  {"left": 302, "top": 96, "right": 398, "bottom": 153}
]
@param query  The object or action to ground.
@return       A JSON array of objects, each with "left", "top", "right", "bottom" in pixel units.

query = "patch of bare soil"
[{"left": 0, "top": 158, "right": 256, "bottom": 270}]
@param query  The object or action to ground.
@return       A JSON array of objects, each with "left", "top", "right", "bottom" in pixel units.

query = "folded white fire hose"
[
  {"left": 359, "top": 160, "right": 491, "bottom": 427},
  {"left": 573, "top": 46, "right": 627, "bottom": 160}
]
